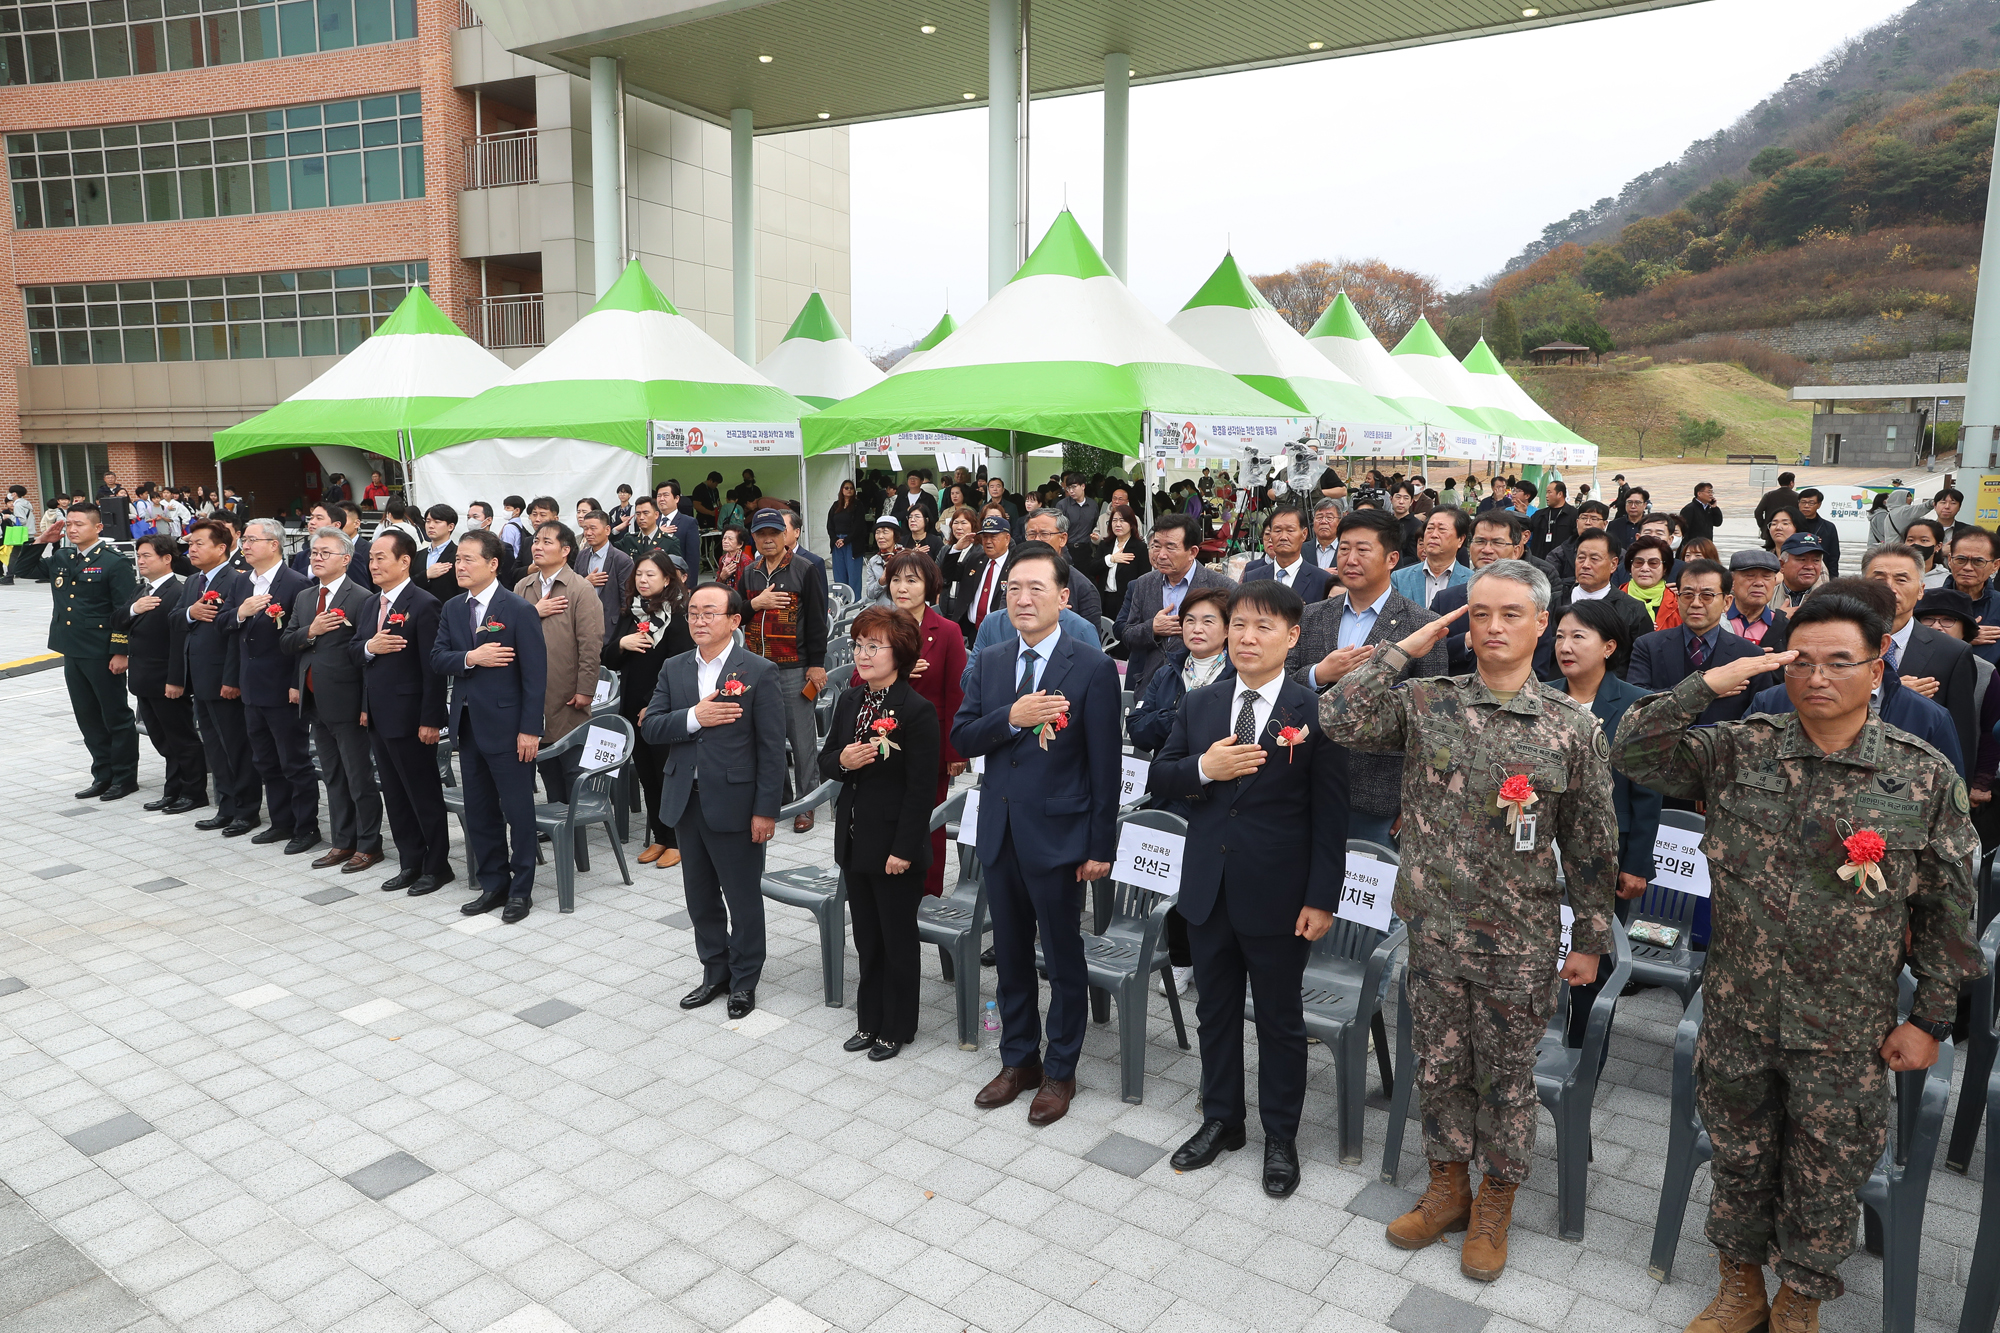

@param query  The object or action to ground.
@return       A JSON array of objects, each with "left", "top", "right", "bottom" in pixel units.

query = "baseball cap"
[
  {"left": 1780, "top": 532, "right": 1825, "bottom": 557},
  {"left": 979, "top": 514, "right": 1011, "bottom": 535},
  {"left": 748, "top": 509, "right": 787, "bottom": 533},
  {"left": 1728, "top": 549, "right": 1781, "bottom": 573}
]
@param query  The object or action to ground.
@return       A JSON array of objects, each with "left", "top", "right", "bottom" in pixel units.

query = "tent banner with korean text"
[
  {"left": 1145, "top": 413, "right": 1309, "bottom": 477},
  {"left": 857, "top": 432, "right": 989, "bottom": 458},
  {"left": 650, "top": 421, "right": 803, "bottom": 457},
  {"left": 1319, "top": 422, "right": 1420, "bottom": 459}
]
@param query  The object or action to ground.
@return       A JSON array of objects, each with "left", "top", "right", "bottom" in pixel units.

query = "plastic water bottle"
[{"left": 981, "top": 1001, "right": 1000, "bottom": 1034}]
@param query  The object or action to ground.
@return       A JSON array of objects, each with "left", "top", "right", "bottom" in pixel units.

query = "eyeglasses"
[
  {"left": 1468, "top": 537, "right": 1517, "bottom": 549},
  {"left": 686, "top": 610, "right": 733, "bottom": 623},
  {"left": 852, "top": 642, "right": 890, "bottom": 657},
  {"left": 1782, "top": 657, "right": 1881, "bottom": 680},
  {"left": 1677, "top": 588, "right": 1725, "bottom": 604},
  {"left": 1948, "top": 555, "right": 1993, "bottom": 568}
]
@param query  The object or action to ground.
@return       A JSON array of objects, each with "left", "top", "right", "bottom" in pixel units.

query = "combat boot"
[
  {"left": 1767, "top": 1283, "right": 1818, "bottom": 1333},
  {"left": 1682, "top": 1255, "right": 1770, "bottom": 1333},
  {"left": 1385, "top": 1160, "right": 1472, "bottom": 1250},
  {"left": 1459, "top": 1175, "right": 1518, "bottom": 1281}
]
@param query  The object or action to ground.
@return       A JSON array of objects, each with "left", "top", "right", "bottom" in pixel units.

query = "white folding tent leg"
[
  {"left": 732, "top": 108, "right": 756, "bottom": 364},
  {"left": 987, "top": 0, "right": 1019, "bottom": 297}
]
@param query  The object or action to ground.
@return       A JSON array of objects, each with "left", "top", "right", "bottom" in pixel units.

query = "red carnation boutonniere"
[
  {"left": 1275, "top": 723, "right": 1309, "bottom": 763},
  {"left": 1497, "top": 773, "right": 1537, "bottom": 831},
  {"left": 1838, "top": 827, "right": 1888, "bottom": 895},
  {"left": 636, "top": 619, "right": 653, "bottom": 639},
  {"left": 199, "top": 590, "right": 221, "bottom": 604},
  {"left": 870, "top": 715, "right": 901, "bottom": 759},
  {"left": 479, "top": 618, "right": 505, "bottom": 635},
  {"left": 264, "top": 602, "right": 285, "bottom": 625},
  {"left": 1035, "top": 703, "right": 1068, "bottom": 751},
  {"left": 720, "top": 677, "right": 748, "bottom": 697},
  {"left": 385, "top": 611, "right": 408, "bottom": 628}
]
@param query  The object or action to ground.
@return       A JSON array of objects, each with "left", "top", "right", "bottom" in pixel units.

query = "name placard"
[
  {"left": 1120, "top": 756, "right": 1151, "bottom": 806},
  {"left": 1337, "top": 853, "right": 1396, "bottom": 932},
  {"left": 1556, "top": 904, "right": 1575, "bottom": 974},
  {"left": 954, "top": 788, "right": 980, "bottom": 842},
  {"left": 1650, "top": 827, "right": 1711, "bottom": 898},
  {"left": 1115, "top": 824, "right": 1185, "bottom": 897},
  {"left": 582, "top": 724, "right": 628, "bottom": 770}
]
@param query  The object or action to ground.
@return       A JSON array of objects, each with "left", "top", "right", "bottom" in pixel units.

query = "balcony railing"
[
  {"left": 465, "top": 129, "right": 537, "bottom": 188},
  {"left": 469, "top": 294, "right": 544, "bottom": 350},
  {"left": 457, "top": 2, "right": 482, "bottom": 26}
]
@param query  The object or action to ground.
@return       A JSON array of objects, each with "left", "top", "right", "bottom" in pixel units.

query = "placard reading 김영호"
[
  {"left": 1114, "top": 823, "right": 1184, "bottom": 897},
  {"left": 1650, "top": 827, "right": 1711, "bottom": 898},
  {"left": 1337, "top": 853, "right": 1396, "bottom": 932}
]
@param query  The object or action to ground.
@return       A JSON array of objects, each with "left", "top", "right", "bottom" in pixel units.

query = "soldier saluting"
[
  {"left": 1613, "top": 583, "right": 1983, "bottom": 1333},
  {"left": 41, "top": 500, "right": 140, "bottom": 800}
]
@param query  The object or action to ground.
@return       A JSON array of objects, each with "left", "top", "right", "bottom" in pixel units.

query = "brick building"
[{"left": 1, "top": 0, "right": 850, "bottom": 513}]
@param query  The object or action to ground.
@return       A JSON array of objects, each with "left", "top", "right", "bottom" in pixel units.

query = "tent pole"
[
  {"left": 1102, "top": 53, "right": 1128, "bottom": 281},
  {"left": 589, "top": 57, "right": 623, "bottom": 299},
  {"left": 987, "top": 0, "right": 1019, "bottom": 295},
  {"left": 731, "top": 108, "right": 756, "bottom": 363},
  {"left": 797, "top": 452, "right": 810, "bottom": 553}
]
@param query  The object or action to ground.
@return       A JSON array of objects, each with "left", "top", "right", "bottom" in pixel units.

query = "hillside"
[{"left": 1513, "top": 361, "right": 1815, "bottom": 461}]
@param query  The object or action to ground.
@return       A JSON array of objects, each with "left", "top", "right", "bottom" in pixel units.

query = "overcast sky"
[{"left": 847, "top": 0, "right": 1912, "bottom": 354}]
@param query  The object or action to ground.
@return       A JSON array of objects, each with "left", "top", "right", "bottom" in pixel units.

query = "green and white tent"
[
  {"left": 757, "top": 292, "right": 884, "bottom": 409},
  {"left": 899, "top": 309, "right": 958, "bottom": 365},
  {"left": 213, "top": 286, "right": 508, "bottom": 475},
  {"left": 1167, "top": 253, "right": 1422, "bottom": 456},
  {"left": 1304, "top": 294, "right": 1495, "bottom": 460},
  {"left": 803, "top": 212, "right": 1304, "bottom": 462},
  {"left": 411, "top": 261, "right": 812, "bottom": 514},
  {"left": 1460, "top": 338, "right": 1599, "bottom": 466},
  {"left": 1390, "top": 317, "right": 1561, "bottom": 461}
]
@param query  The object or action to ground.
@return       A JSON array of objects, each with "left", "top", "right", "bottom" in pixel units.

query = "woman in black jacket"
[
  {"left": 825, "top": 479, "right": 867, "bottom": 594},
  {"left": 817, "top": 605, "right": 940, "bottom": 1060},
  {"left": 604, "top": 550, "right": 696, "bottom": 868}
]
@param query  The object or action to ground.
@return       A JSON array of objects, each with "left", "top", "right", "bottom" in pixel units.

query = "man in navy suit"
[
  {"left": 432, "top": 529, "right": 549, "bottom": 923},
  {"left": 1149, "top": 580, "right": 1348, "bottom": 1197},
  {"left": 176, "top": 521, "right": 259, "bottom": 833},
  {"left": 1626, "top": 559, "right": 1773, "bottom": 725},
  {"left": 225, "top": 517, "right": 320, "bottom": 855},
  {"left": 655, "top": 480, "right": 704, "bottom": 574},
  {"left": 1241, "top": 504, "right": 1333, "bottom": 604},
  {"left": 353, "top": 530, "right": 454, "bottom": 896},
  {"left": 952, "top": 546, "right": 1121, "bottom": 1127}
]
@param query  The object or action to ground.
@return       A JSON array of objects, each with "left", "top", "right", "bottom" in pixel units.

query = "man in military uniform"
[
  {"left": 1321, "top": 558, "right": 1618, "bottom": 1282},
  {"left": 39, "top": 501, "right": 140, "bottom": 799},
  {"left": 616, "top": 495, "right": 679, "bottom": 567},
  {"left": 1613, "top": 587, "right": 1982, "bottom": 1333}
]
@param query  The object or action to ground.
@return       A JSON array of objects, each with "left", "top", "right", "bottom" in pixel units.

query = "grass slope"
[{"left": 1518, "top": 361, "right": 1814, "bottom": 460}]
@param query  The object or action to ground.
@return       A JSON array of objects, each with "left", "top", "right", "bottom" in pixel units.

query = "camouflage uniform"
[
  {"left": 1322, "top": 643, "right": 1619, "bottom": 1182},
  {"left": 1612, "top": 672, "right": 1983, "bottom": 1300}
]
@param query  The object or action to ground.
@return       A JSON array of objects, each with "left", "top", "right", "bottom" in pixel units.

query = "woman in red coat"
[{"left": 851, "top": 549, "right": 967, "bottom": 895}]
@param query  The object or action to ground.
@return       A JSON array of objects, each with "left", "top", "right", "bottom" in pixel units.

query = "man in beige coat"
[{"left": 517, "top": 520, "right": 604, "bottom": 803}]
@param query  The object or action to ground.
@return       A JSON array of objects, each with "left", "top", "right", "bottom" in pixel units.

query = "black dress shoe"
[
  {"left": 143, "top": 796, "right": 172, "bottom": 812},
  {"left": 164, "top": 797, "right": 206, "bottom": 815},
  {"left": 98, "top": 781, "right": 139, "bottom": 802},
  {"left": 461, "top": 889, "right": 506, "bottom": 916},
  {"left": 195, "top": 812, "right": 233, "bottom": 830},
  {"left": 727, "top": 990, "right": 756, "bottom": 1020},
  {"left": 73, "top": 780, "right": 109, "bottom": 800},
  {"left": 501, "top": 897, "right": 531, "bottom": 924},
  {"left": 1263, "top": 1137, "right": 1301, "bottom": 1198},
  {"left": 842, "top": 1031, "right": 876, "bottom": 1053},
  {"left": 283, "top": 830, "right": 323, "bottom": 855},
  {"left": 221, "top": 820, "right": 260, "bottom": 838},
  {"left": 381, "top": 869, "right": 420, "bottom": 892},
  {"left": 980, "top": 946, "right": 996, "bottom": 967},
  {"left": 1171, "top": 1119, "right": 1248, "bottom": 1173},
  {"left": 680, "top": 982, "right": 727, "bottom": 1010},
  {"left": 250, "top": 826, "right": 293, "bottom": 845},
  {"left": 408, "top": 871, "right": 453, "bottom": 897},
  {"left": 867, "top": 1040, "right": 904, "bottom": 1062}
]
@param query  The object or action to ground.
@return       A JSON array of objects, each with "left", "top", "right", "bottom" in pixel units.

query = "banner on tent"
[
  {"left": 1319, "top": 423, "right": 1421, "bottom": 459},
  {"left": 857, "top": 432, "right": 987, "bottom": 457},
  {"left": 649, "top": 421, "right": 802, "bottom": 457},
  {"left": 1146, "top": 414, "right": 1310, "bottom": 473},
  {"left": 1425, "top": 425, "right": 1495, "bottom": 458}
]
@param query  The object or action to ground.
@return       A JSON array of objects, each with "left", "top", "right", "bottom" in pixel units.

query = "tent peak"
[
  {"left": 1304, "top": 290, "right": 1375, "bottom": 345},
  {"left": 1180, "top": 251, "right": 1273, "bottom": 314},
  {"left": 780, "top": 290, "right": 848, "bottom": 344},
  {"left": 1012, "top": 211, "right": 1116, "bottom": 283},
  {"left": 375, "top": 285, "right": 468, "bottom": 338},
  {"left": 911, "top": 309, "right": 958, "bottom": 354},
  {"left": 1462, "top": 338, "right": 1508, "bottom": 376},
  {"left": 1390, "top": 315, "right": 1454, "bottom": 360},
  {"left": 592, "top": 260, "right": 681, "bottom": 317}
]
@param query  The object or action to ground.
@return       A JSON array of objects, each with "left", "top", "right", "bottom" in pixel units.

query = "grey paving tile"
[
  {"left": 62, "top": 1114, "right": 153, "bottom": 1158},
  {"left": 656, "top": 912, "right": 692, "bottom": 930},
  {"left": 133, "top": 878, "right": 183, "bottom": 894},
  {"left": 0, "top": 1236, "right": 101, "bottom": 1321},
  {"left": 0, "top": 980, "right": 25, "bottom": 999},
  {"left": 0, "top": 1272, "right": 151, "bottom": 1333},
  {"left": 1346, "top": 1182, "right": 1421, "bottom": 1226},
  {"left": 1081, "top": 1134, "right": 1167, "bottom": 1180},
  {"left": 1388, "top": 1285, "right": 1490, "bottom": 1333},
  {"left": 29, "top": 865, "right": 81, "bottom": 880},
  {"left": 304, "top": 887, "right": 359, "bottom": 906},
  {"left": 341, "top": 1153, "right": 435, "bottom": 1202},
  {"left": 517, "top": 1000, "right": 584, "bottom": 1029}
]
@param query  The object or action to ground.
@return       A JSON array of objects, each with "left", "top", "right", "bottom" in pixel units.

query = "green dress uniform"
[
  {"left": 1612, "top": 671, "right": 1984, "bottom": 1300},
  {"left": 615, "top": 524, "right": 675, "bottom": 564},
  {"left": 49, "top": 539, "right": 140, "bottom": 788}
]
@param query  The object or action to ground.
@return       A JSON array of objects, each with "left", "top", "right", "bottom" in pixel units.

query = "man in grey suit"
[
  {"left": 572, "top": 510, "right": 635, "bottom": 649},
  {"left": 281, "top": 527, "right": 385, "bottom": 873},
  {"left": 641, "top": 584, "right": 788, "bottom": 1020},
  {"left": 1285, "top": 508, "right": 1446, "bottom": 846},
  {"left": 1115, "top": 512, "right": 1232, "bottom": 698}
]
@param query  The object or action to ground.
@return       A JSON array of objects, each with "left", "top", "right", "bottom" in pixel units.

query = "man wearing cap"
[
  {"left": 1723, "top": 550, "right": 1790, "bottom": 646},
  {"left": 1777, "top": 532, "right": 1827, "bottom": 610},
  {"left": 965, "top": 514, "right": 1015, "bottom": 628},
  {"left": 739, "top": 508, "right": 828, "bottom": 832},
  {"left": 1943, "top": 527, "right": 2000, "bottom": 664}
]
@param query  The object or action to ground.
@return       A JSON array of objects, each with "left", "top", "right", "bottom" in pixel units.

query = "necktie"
[
  {"left": 470, "top": 597, "right": 481, "bottom": 647},
  {"left": 1277, "top": 566, "right": 1290, "bottom": 586},
  {"left": 977, "top": 561, "right": 1000, "bottom": 623},
  {"left": 307, "top": 586, "right": 328, "bottom": 692},
  {"left": 1235, "top": 690, "right": 1260, "bottom": 746},
  {"left": 1886, "top": 639, "right": 1900, "bottom": 671},
  {"left": 1016, "top": 648, "right": 1040, "bottom": 700},
  {"left": 1687, "top": 631, "right": 1706, "bottom": 672},
  {"left": 378, "top": 594, "right": 391, "bottom": 632}
]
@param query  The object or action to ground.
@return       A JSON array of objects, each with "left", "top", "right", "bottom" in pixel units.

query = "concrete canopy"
[{"left": 471, "top": 0, "right": 1717, "bottom": 133}]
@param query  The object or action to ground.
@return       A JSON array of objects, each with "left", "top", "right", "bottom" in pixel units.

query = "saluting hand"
[
  {"left": 1704, "top": 649, "right": 1794, "bottom": 698},
  {"left": 536, "top": 595, "right": 569, "bottom": 619},
  {"left": 1393, "top": 604, "right": 1464, "bottom": 660}
]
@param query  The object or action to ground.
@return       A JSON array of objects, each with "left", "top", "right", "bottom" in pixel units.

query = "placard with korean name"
[
  {"left": 1119, "top": 756, "right": 1151, "bottom": 806},
  {"left": 1338, "top": 853, "right": 1396, "bottom": 932},
  {"left": 592, "top": 677, "right": 614, "bottom": 706},
  {"left": 1650, "top": 827, "right": 1711, "bottom": 898},
  {"left": 582, "top": 724, "right": 629, "bottom": 771},
  {"left": 953, "top": 788, "right": 979, "bottom": 842},
  {"left": 1115, "top": 824, "right": 1185, "bottom": 897},
  {"left": 1555, "top": 904, "right": 1575, "bottom": 974}
]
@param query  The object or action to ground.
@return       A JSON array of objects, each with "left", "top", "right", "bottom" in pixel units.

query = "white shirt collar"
[
  {"left": 1017, "top": 626, "right": 1059, "bottom": 662},
  {"left": 1892, "top": 617, "right": 1917, "bottom": 661},
  {"left": 377, "top": 578, "right": 408, "bottom": 607},
  {"left": 1572, "top": 583, "right": 1613, "bottom": 601},
  {"left": 319, "top": 575, "right": 345, "bottom": 601},
  {"left": 1271, "top": 554, "right": 1302, "bottom": 577},
  {"left": 145, "top": 572, "right": 173, "bottom": 592}
]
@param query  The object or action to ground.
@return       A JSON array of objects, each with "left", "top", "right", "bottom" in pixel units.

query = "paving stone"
[
  {"left": 1347, "top": 1181, "right": 1422, "bottom": 1225},
  {"left": 30, "top": 865, "right": 82, "bottom": 880},
  {"left": 0, "top": 979, "right": 26, "bottom": 999},
  {"left": 62, "top": 1114, "right": 154, "bottom": 1157},
  {"left": 304, "top": 887, "right": 359, "bottom": 906},
  {"left": 516, "top": 1001, "right": 584, "bottom": 1029},
  {"left": 133, "top": 878, "right": 183, "bottom": 894},
  {"left": 338, "top": 999, "right": 406, "bottom": 1026},
  {"left": 0, "top": 1271, "right": 151, "bottom": 1333},
  {"left": 1081, "top": 1134, "right": 1168, "bottom": 1180},
  {"left": 222, "top": 985, "right": 290, "bottom": 1010},
  {"left": 475, "top": 1303, "right": 585, "bottom": 1333},
  {"left": 342, "top": 1154, "right": 435, "bottom": 1202},
  {"left": 656, "top": 912, "right": 692, "bottom": 930},
  {"left": 726, "top": 1297, "right": 831, "bottom": 1333}
]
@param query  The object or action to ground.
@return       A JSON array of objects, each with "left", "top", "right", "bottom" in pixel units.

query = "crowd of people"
[{"left": 26, "top": 455, "right": 1992, "bottom": 1332}]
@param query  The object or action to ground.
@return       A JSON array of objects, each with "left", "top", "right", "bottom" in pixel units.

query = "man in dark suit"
[
  {"left": 432, "top": 529, "right": 549, "bottom": 923},
  {"left": 1867, "top": 541, "right": 1981, "bottom": 768},
  {"left": 641, "top": 584, "right": 787, "bottom": 1018},
  {"left": 1563, "top": 530, "right": 1655, "bottom": 657},
  {"left": 572, "top": 510, "right": 635, "bottom": 649},
  {"left": 115, "top": 534, "right": 206, "bottom": 813},
  {"left": 177, "top": 521, "right": 258, "bottom": 833},
  {"left": 1023, "top": 510, "right": 1101, "bottom": 625},
  {"left": 1627, "top": 559, "right": 1774, "bottom": 730},
  {"left": 416, "top": 503, "right": 460, "bottom": 605},
  {"left": 1116, "top": 513, "right": 1232, "bottom": 699},
  {"left": 952, "top": 547, "right": 1121, "bottom": 1128},
  {"left": 352, "top": 530, "right": 453, "bottom": 895},
  {"left": 655, "top": 480, "right": 703, "bottom": 573},
  {"left": 1243, "top": 503, "right": 1334, "bottom": 604},
  {"left": 282, "top": 527, "right": 383, "bottom": 874},
  {"left": 1151, "top": 579, "right": 1347, "bottom": 1197},
  {"left": 225, "top": 517, "right": 320, "bottom": 855}
]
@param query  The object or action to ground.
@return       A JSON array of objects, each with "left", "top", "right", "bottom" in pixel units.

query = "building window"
[
  {"left": 35, "top": 444, "right": 110, "bottom": 506},
  {"left": 0, "top": 0, "right": 419, "bottom": 85},
  {"left": 8, "top": 91, "right": 423, "bottom": 229},
  {"left": 25, "top": 261, "right": 429, "bottom": 365}
]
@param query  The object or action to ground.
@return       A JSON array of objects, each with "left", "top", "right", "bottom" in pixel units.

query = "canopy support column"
[
  {"left": 987, "top": 0, "right": 1018, "bottom": 296},
  {"left": 590, "top": 57, "right": 624, "bottom": 299},
  {"left": 732, "top": 108, "right": 756, "bottom": 363},
  {"left": 1102, "top": 53, "right": 1128, "bottom": 281},
  {"left": 1966, "top": 104, "right": 2000, "bottom": 473}
]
